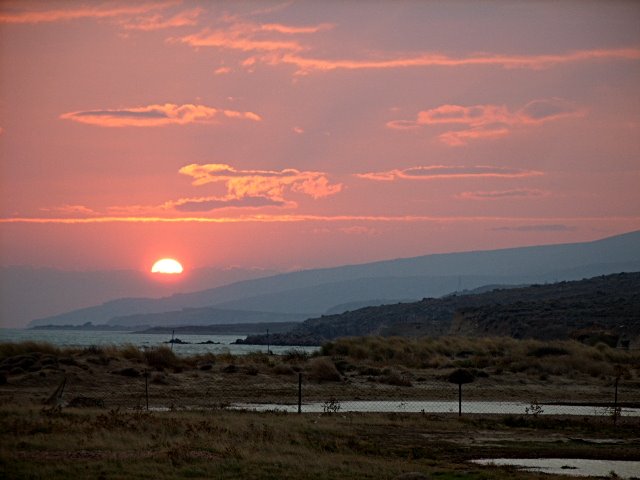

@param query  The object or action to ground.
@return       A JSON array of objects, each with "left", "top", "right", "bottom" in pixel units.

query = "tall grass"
[
  {"left": 2, "top": 337, "right": 638, "bottom": 381},
  {"left": 321, "top": 336, "right": 640, "bottom": 378},
  {"left": 0, "top": 341, "right": 62, "bottom": 359}
]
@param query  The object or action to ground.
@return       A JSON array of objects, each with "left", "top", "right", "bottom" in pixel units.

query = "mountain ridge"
[
  {"left": 238, "top": 272, "right": 640, "bottom": 346},
  {"left": 28, "top": 230, "right": 640, "bottom": 327}
]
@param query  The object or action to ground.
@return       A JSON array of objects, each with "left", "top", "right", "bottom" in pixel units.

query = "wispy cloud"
[
  {"left": 60, "top": 103, "right": 261, "bottom": 127},
  {"left": 173, "top": 19, "right": 332, "bottom": 54},
  {"left": 387, "top": 99, "right": 585, "bottom": 145},
  {"left": 38, "top": 204, "right": 99, "bottom": 216},
  {"left": 1, "top": 215, "right": 634, "bottom": 226},
  {"left": 356, "top": 165, "right": 543, "bottom": 182},
  {"left": 279, "top": 48, "right": 640, "bottom": 74},
  {"left": 0, "top": 1, "right": 178, "bottom": 24},
  {"left": 457, "top": 189, "right": 549, "bottom": 200},
  {"left": 492, "top": 224, "right": 576, "bottom": 232},
  {"left": 119, "top": 7, "right": 201, "bottom": 31},
  {"left": 179, "top": 163, "right": 342, "bottom": 202},
  {"left": 169, "top": 195, "right": 289, "bottom": 212}
]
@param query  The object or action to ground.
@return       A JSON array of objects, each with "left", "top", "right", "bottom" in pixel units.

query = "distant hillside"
[
  {"left": 238, "top": 272, "right": 640, "bottom": 347},
  {"left": 135, "top": 322, "right": 298, "bottom": 336},
  {"left": 4, "top": 266, "right": 277, "bottom": 328},
  {"left": 107, "top": 307, "right": 307, "bottom": 328},
  {"left": 29, "top": 230, "right": 640, "bottom": 327}
]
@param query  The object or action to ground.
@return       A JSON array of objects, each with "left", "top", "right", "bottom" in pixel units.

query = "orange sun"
[{"left": 151, "top": 258, "right": 184, "bottom": 275}]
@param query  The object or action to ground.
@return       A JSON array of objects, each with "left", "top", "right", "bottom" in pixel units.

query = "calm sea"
[{"left": 0, "top": 329, "right": 318, "bottom": 357}]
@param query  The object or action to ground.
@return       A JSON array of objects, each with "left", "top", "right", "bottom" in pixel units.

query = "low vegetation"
[
  {"left": 321, "top": 336, "right": 640, "bottom": 380},
  {"left": 2, "top": 405, "right": 639, "bottom": 480},
  {"left": 1, "top": 338, "right": 639, "bottom": 479}
]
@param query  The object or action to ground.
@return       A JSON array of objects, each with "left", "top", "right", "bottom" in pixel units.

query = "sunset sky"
[{"left": 1, "top": 0, "right": 639, "bottom": 273}]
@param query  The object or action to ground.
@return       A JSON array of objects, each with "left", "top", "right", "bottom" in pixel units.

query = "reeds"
[
  {"left": 1, "top": 336, "right": 638, "bottom": 382},
  {"left": 321, "top": 336, "right": 640, "bottom": 379}
]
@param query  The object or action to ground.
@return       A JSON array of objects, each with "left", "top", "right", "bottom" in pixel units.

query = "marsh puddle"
[
  {"left": 232, "top": 400, "right": 640, "bottom": 416},
  {"left": 472, "top": 458, "right": 640, "bottom": 478}
]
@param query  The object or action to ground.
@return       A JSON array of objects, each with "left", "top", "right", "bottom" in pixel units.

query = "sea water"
[{"left": 0, "top": 328, "right": 319, "bottom": 356}]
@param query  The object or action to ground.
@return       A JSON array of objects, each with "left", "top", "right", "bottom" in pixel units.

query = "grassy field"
[
  {"left": 1, "top": 337, "right": 639, "bottom": 407},
  {"left": 1, "top": 405, "right": 639, "bottom": 479},
  {"left": 1, "top": 338, "right": 639, "bottom": 479}
]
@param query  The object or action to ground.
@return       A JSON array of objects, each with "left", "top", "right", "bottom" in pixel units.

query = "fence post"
[
  {"left": 298, "top": 373, "right": 302, "bottom": 414},
  {"left": 613, "top": 377, "right": 619, "bottom": 426},
  {"left": 145, "top": 371, "right": 149, "bottom": 411}
]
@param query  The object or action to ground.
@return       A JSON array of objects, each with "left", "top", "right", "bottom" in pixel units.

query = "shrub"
[
  {"left": 82, "top": 345, "right": 104, "bottom": 356},
  {"left": 222, "top": 364, "right": 238, "bottom": 374},
  {"left": 143, "top": 346, "right": 181, "bottom": 371},
  {"left": 379, "top": 368, "right": 412, "bottom": 387},
  {"left": 447, "top": 368, "right": 474, "bottom": 385},
  {"left": 283, "top": 349, "right": 309, "bottom": 362},
  {"left": 306, "top": 357, "right": 341, "bottom": 382},
  {"left": 528, "top": 346, "right": 569, "bottom": 358},
  {"left": 273, "top": 364, "right": 295, "bottom": 375},
  {"left": 151, "top": 372, "right": 169, "bottom": 385},
  {"left": 111, "top": 367, "right": 140, "bottom": 377},
  {"left": 118, "top": 344, "right": 144, "bottom": 362}
]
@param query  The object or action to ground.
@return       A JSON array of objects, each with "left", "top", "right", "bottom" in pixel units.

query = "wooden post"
[
  {"left": 298, "top": 373, "right": 302, "bottom": 414},
  {"left": 145, "top": 371, "right": 149, "bottom": 411},
  {"left": 613, "top": 377, "right": 619, "bottom": 426}
]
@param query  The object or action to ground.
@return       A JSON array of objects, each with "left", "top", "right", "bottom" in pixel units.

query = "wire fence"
[
  {"left": 1, "top": 344, "right": 638, "bottom": 423},
  {"left": 28, "top": 367, "right": 640, "bottom": 422}
]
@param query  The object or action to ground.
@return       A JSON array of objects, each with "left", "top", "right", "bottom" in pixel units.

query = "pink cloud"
[
  {"left": 388, "top": 99, "right": 586, "bottom": 146},
  {"left": 457, "top": 189, "right": 549, "bottom": 200},
  {"left": 169, "top": 196, "right": 290, "bottom": 212},
  {"left": 176, "top": 27, "right": 304, "bottom": 53},
  {"left": 2, "top": 214, "right": 635, "bottom": 226},
  {"left": 270, "top": 48, "right": 640, "bottom": 75},
  {"left": 60, "top": 103, "right": 262, "bottom": 127},
  {"left": 179, "top": 163, "right": 343, "bottom": 201},
  {"left": 0, "top": 1, "right": 178, "bottom": 24},
  {"left": 173, "top": 20, "right": 331, "bottom": 54},
  {"left": 493, "top": 224, "right": 576, "bottom": 232},
  {"left": 356, "top": 165, "right": 544, "bottom": 182},
  {"left": 214, "top": 66, "right": 232, "bottom": 75},
  {"left": 38, "top": 204, "right": 99, "bottom": 217},
  {"left": 119, "top": 7, "right": 202, "bottom": 31}
]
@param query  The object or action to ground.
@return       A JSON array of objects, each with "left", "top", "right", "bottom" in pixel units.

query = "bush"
[
  {"left": 111, "top": 367, "right": 140, "bottom": 377},
  {"left": 143, "top": 346, "right": 181, "bottom": 371},
  {"left": 151, "top": 372, "right": 169, "bottom": 385},
  {"left": 379, "top": 368, "right": 412, "bottom": 387},
  {"left": 528, "top": 346, "right": 569, "bottom": 358},
  {"left": 447, "top": 368, "right": 474, "bottom": 385},
  {"left": 306, "top": 357, "right": 341, "bottom": 382},
  {"left": 283, "top": 349, "right": 309, "bottom": 362},
  {"left": 273, "top": 364, "right": 295, "bottom": 375}
]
